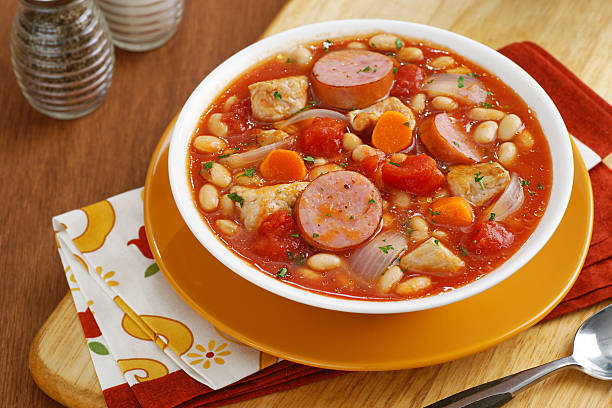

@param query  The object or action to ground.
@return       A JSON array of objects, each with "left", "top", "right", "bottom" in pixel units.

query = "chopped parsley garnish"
[
  {"left": 529, "top": 191, "right": 536, "bottom": 196},
  {"left": 434, "top": 239, "right": 440, "bottom": 246},
  {"left": 393, "top": 67, "right": 398, "bottom": 74},
  {"left": 457, "top": 76, "right": 464, "bottom": 88},
  {"left": 286, "top": 57, "right": 292, "bottom": 63},
  {"left": 373, "top": 67, "right": 377, "bottom": 73},
  {"left": 537, "top": 182, "right": 544, "bottom": 190},
  {"left": 521, "top": 180, "right": 530, "bottom": 186},
  {"left": 234, "top": 147, "right": 241, "bottom": 151},
  {"left": 237, "top": 167, "right": 256, "bottom": 178},
  {"left": 357, "top": 65, "right": 372, "bottom": 73},
  {"left": 426, "top": 79, "right": 435, "bottom": 84},
  {"left": 286, "top": 251, "right": 306, "bottom": 265},
  {"left": 469, "top": 72, "right": 480, "bottom": 78},
  {"left": 313, "top": 233, "right": 319, "bottom": 238},
  {"left": 276, "top": 267, "right": 288, "bottom": 278},
  {"left": 395, "top": 38, "right": 404, "bottom": 50},
  {"left": 339, "top": 162, "right": 348, "bottom": 167},
  {"left": 403, "top": 121, "right": 411, "bottom": 127},
  {"left": 503, "top": 105, "right": 511, "bottom": 109},
  {"left": 378, "top": 244, "right": 394, "bottom": 254},
  {"left": 429, "top": 208, "right": 441, "bottom": 216},
  {"left": 474, "top": 171, "right": 485, "bottom": 190},
  {"left": 368, "top": 198, "right": 375, "bottom": 204},
  {"left": 481, "top": 102, "right": 494, "bottom": 108},
  {"left": 487, "top": 90, "right": 493, "bottom": 95},
  {"left": 349, "top": 216, "right": 355, "bottom": 220},
  {"left": 326, "top": 213, "right": 331, "bottom": 217},
  {"left": 458, "top": 246, "right": 467, "bottom": 257},
  {"left": 298, "top": 102, "right": 315, "bottom": 112},
  {"left": 303, "top": 155, "right": 315, "bottom": 163},
  {"left": 227, "top": 192, "right": 244, "bottom": 207},
  {"left": 489, "top": 212, "right": 496, "bottom": 221},
  {"left": 201, "top": 161, "right": 213, "bottom": 172},
  {"left": 389, "top": 160, "right": 402, "bottom": 166},
  {"left": 404, "top": 219, "right": 413, "bottom": 233},
  {"left": 273, "top": 91, "right": 282, "bottom": 100},
  {"left": 290, "top": 233, "right": 300, "bottom": 238},
  {"left": 453, "top": 141, "right": 460, "bottom": 147},
  {"left": 218, "top": 153, "right": 231, "bottom": 158},
  {"left": 323, "top": 40, "right": 332, "bottom": 51}
]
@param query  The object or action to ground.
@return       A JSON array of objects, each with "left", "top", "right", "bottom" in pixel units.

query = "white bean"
[
  {"left": 219, "top": 194, "right": 235, "bottom": 217},
  {"left": 352, "top": 144, "right": 376, "bottom": 162},
  {"left": 431, "top": 96, "right": 458, "bottom": 111},
  {"left": 515, "top": 129, "right": 534, "bottom": 151},
  {"left": 215, "top": 219, "right": 238, "bottom": 236},
  {"left": 410, "top": 230, "right": 429, "bottom": 243},
  {"left": 307, "top": 253, "right": 341, "bottom": 271},
  {"left": 208, "top": 113, "right": 228, "bottom": 137},
  {"left": 308, "top": 164, "right": 342, "bottom": 181},
  {"left": 396, "top": 276, "right": 432, "bottom": 296},
  {"left": 410, "top": 93, "right": 426, "bottom": 113},
  {"left": 397, "top": 46, "right": 423, "bottom": 62},
  {"left": 390, "top": 153, "right": 407, "bottom": 163},
  {"left": 498, "top": 142, "right": 518, "bottom": 167},
  {"left": 297, "top": 267, "right": 321, "bottom": 280},
  {"left": 445, "top": 66, "right": 471, "bottom": 74},
  {"left": 473, "top": 121, "right": 498, "bottom": 144},
  {"left": 342, "top": 132, "right": 362, "bottom": 152},
  {"left": 369, "top": 33, "right": 401, "bottom": 51},
  {"left": 198, "top": 184, "right": 219, "bottom": 212},
  {"left": 347, "top": 41, "right": 368, "bottom": 49},
  {"left": 390, "top": 189, "right": 411, "bottom": 208},
  {"left": 234, "top": 172, "right": 260, "bottom": 186},
  {"left": 409, "top": 215, "right": 428, "bottom": 232},
  {"left": 223, "top": 95, "right": 237, "bottom": 112},
  {"left": 432, "top": 229, "right": 448, "bottom": 240},
  {"left": 378, "top": 266, "right": 404, "bottom": 293},
  {"left": 202, "top": 162, "right": 232, "bottom": 188},
  {"left": 194, "top": 135, "right": 226, "bottom": 153},
  {"left": 313, "top": 157, "right": 327, "bottom": 167},
  {"left": 383, "top": 213, "right": 395, "bottom": 228},
  {"left": 498, "top": 114, "right": 523, "bottom": 141},
  {"left": 467, "top": 108, "right": 506, "bottom": 121},
  {"left": 256, "top": 129, "right": 289, "bottom": 146},
  {"left": 290, "top": 45, "right": 313, "bottom": 67},
  {"left": 430, "top": 56, "right": 455, "bottom": 69}
]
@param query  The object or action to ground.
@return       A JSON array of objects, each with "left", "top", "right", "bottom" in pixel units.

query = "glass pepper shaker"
[
  {"left": 95, "top": 0, "right": 184, "bottom": 52},
  {"left": 11, "top": 0, "right": 115, "bottom": 120}
]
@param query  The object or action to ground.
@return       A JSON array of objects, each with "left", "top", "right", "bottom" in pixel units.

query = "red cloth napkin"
[{"left": 100, "top": 42, "right": 612, "bottom": 407}]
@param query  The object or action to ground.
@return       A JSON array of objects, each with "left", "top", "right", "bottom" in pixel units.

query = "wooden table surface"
[{"left": 3, "top": 0, "right": 612, "bottom": 407}]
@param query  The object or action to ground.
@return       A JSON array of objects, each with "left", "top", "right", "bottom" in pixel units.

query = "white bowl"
[{"left": 168, "top": 19, "right": 572, "bottom": 314}]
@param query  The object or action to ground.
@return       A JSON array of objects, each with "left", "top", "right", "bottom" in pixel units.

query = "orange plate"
[{"left": 144, "top": 121, "right": 593, "bottom": 371}]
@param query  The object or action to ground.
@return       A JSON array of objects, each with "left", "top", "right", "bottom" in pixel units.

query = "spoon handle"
[{"left": 424, "top": 356, "right": 577, "bottom": 408}]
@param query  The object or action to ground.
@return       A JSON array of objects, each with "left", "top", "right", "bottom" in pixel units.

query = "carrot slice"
[
  {"left": 428, "top": 196, "right": 474, "bottom": 226},
  {"left": 259, "top": 149, "right": 307, "bottom": 182},
  {"left": 371, "top": 111, "right": 413, "bottom": 154}
]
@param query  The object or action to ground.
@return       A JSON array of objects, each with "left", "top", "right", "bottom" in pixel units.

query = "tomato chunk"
[
  {"left": 299, "top": 117, "right": 345, "bottom": 158},
  {"left": 470, "top": 221, "right": 514, "bottom": 253},
  {"left": 251, "top": 209, "right": 306, "bottom": 258},
  {"left": 390, "top": 64, "right": 424, "bottom": 100},
  {"left": 381, "top": 154, "right": 444, "bottom": 195},
  {"left": 222, "top": 98, "right": 253, "bottom": 134},
  {"left": 359, "top": 153, "right": 383, "bottom": 178}
]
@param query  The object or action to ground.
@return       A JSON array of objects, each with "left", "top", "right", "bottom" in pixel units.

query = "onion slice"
[
  {"left": 219, "top": 139, "right": 293, "bottom": 169},
  {"left": 347, "top": 230, "right": 407, "bottom": 283},
  {"left": 487, "top": 173, "right": 524, "bottom": 222},
  {"left": 422, "top": 73, "right": 487, "bottom": 105},
  {"left": 273, "top": 108, "right": 348, "bottom": 130}
]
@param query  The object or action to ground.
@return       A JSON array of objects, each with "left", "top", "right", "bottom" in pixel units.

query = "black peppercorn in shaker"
[{"left": 10, "top": 0, "right": 114, "bottom": 120}]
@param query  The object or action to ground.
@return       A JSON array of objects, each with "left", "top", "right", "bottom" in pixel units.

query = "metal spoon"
[{"left": 425, "top": 303, "right": 612, "bottom": 408}]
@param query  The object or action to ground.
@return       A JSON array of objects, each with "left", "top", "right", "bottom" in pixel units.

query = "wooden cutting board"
[{"left": 30, "top": 0, "right": 612, "bottom": 407}]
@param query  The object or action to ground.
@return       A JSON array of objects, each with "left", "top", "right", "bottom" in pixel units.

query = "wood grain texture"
[
  {"left": 20, "top": 0, "right": 612, "bottom": 407},
  {"left": 0, "top": 1, "right": 287, "bottom": 407}
]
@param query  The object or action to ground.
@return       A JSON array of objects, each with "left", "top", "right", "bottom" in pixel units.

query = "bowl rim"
[{"left": 168, "top": 19, "right": 573, "bottom": 314}]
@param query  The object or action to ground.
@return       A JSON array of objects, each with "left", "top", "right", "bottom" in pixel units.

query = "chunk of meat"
[
  {"left": 347, "top": 97, "right": 416, "bottom": 133},
  {"left": 295, "top": 171, "right": 383, "bottom": 251},
  {"left": 230, "top": 182, "right": 309, "bottom": 230},
  {"left": 311, "top": 50, "right": 394, "bottom": 109},
  {"left": 390, "top": 64, "right": 424, "bottom": 101},
  {"left": 299, "top": 117, "right": 346, "bottom": 158},
  {"left": 381, "top": 154, "right": 445, "bottom": 195},
  {"left": 248, "top": 76, "right": 308, "bottom": 122},
  {"left": 399, "top": 237, "right": 465, "bottom": 276},
  {"left": 470, "top": 221, "right": 514, "bottom": 253},
  {"left": 446, "top": 162, "right": 510, "bottom": 206},
  {"left": 419, "top": 113, "right": 484, "bottom": 164}
]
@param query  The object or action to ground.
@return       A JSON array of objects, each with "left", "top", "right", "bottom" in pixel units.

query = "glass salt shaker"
[
  {"left": 95, "top": 0, "right": 184, "bottom": 52},
  {"left": 11, "top": 0, "right": 115, "bottom": 120}
]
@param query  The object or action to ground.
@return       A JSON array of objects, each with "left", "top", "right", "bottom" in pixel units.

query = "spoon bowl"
[{"left": 573, "top": 304, "right": 612, "bottom": 380}]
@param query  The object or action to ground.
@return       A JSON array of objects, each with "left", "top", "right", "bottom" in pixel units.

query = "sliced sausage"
[
  {"left": 418, "top": 113, "right": 484, "bottom": 164},
  {"left": 311, "top": 50, "right": 394, "bottom": 110},
  {"left": 295, "top": 170, "right": 383, "bottom": 251}
]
